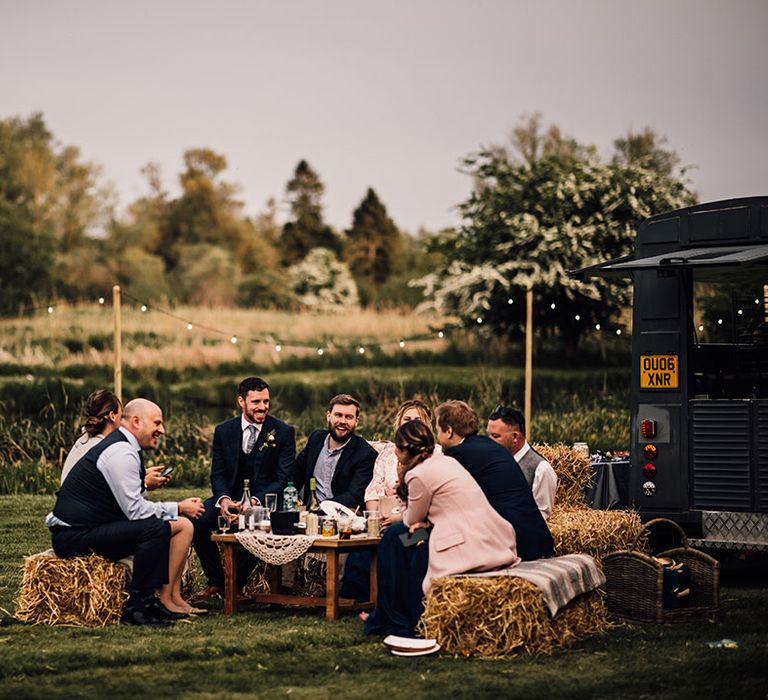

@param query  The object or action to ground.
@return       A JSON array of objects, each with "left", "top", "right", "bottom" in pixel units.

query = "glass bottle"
[
  {"left": 238, "top": 479, "right": 254, "bottom": 531},
  {"left": 307, "top": 476, "right": 319, "bottom": 512}
]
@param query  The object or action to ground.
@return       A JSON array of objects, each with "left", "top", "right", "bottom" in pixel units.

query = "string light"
[
  {"left": 275, "top": 344, "right": 282, "bottom": 352},
  {"left": 399, "top": 339, "right": 405, "bottom": 348},
  {"left": 358, "top": 346, "right": 366, "bottom": 354},
  {"left": 737, "top": 309, "right": 743, "bottom": 315},
  {"left": 507, "top": 298, "right": 513, "bottom": 305},
  {"left": 595, "top": 323, "right": 601, "bottom": 331},
  {"left": 476, "top": 317, "right": 483, "bottom": 324},
  {"left": 574, "top": 314, "right": 580, "bottom": 321},
  {"left": 230, "top": 336, "right": 237, "bottom": 344},
  {"left": 186, "top": 323, "right": 193, "bottom": 331},
  {"left": 756, "top": 299, "right": 761, "bottom": 304},
  {"left": 616, "top": 329, "right": 622, "bottom": 336},
  {"left": 438, "top": 331, "right": 444, "bottom": 338},
  {"left": 98, "top": 297, "right": 105, "bottom": 305},
  {"left": 550, "top": 303, "right": 556, "bottom": 310},
  {"left": 317, "top": 348, "right": 324, "bottom": 356},
  {"left": 47, "top": 306, "right": 54, "bottom": 314},
  {"left": 698, "top": 325, "right": 704, "bottom": 332},
  {"left": 717, "top": 319, "right": 723, "bottom": 325},
  {"left": 140, "top": 304, "right": 147, "bottom": 312}
]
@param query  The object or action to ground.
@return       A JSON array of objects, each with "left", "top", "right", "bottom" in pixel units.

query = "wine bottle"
[
  {"left": 307, "top": 476, "right": 319, "bottom": 512},
  {"left": 238, "top": 479, "right": 254, "bottom": 531}
]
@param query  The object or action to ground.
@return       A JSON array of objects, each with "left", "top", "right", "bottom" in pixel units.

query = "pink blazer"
[{"left": 403, "top": 452, "right": 520, "bottom": 594}]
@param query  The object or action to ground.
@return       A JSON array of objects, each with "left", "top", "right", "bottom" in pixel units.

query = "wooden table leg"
[
  {"left": 222, "top": 542, "right": 237, "bottom": 615},
  {"left": 325, "top": 550, "right": 339, "bottom": 620},
  {"left": 369, "top": 545, "right": 378, "bottom": 605},
  {"left": 267, "top": 563, "right": 282, "bottom": 593}
]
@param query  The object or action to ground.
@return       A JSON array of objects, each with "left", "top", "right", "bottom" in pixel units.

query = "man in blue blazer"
[
  {"left": 294, "top": 394, "right": 377, "bottom": 511},
  {"left": 436, "top": 400, "right": 554, "bottom": 561},
  {"left": 192, "top": 376, "right": 295, "bottom": 599}
]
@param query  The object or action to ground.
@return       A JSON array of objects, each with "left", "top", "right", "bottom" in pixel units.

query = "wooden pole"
[
  {"left": 113, "top": 284, "right": 122, "bottom": 402},
  {"left": 524, "top": 285, "right": 533, "bottom": 436}
]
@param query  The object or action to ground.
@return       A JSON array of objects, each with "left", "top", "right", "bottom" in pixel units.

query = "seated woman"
[
  {"left": 364, "top": 420, "right": 520, "bottom": 638},
  {"left": 364, "top": 399, "right": 439, "bottom": 526},
  {"left": 62, "top": 390, "right": 202, "bottom": 616}
]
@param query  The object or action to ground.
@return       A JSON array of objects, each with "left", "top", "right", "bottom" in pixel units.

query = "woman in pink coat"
[
  {"left": 364, "top": 419, "right": 519, "bottom": 638},
  {"left": 399, "top": 420, "right": 520, "bottom": 594}
]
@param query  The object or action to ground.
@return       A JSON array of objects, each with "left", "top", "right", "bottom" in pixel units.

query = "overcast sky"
[{"left": 2, "top": 0, "right": 766, "bottom": 233}]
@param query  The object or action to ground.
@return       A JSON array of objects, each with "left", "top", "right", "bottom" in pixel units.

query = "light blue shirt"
[
  {"left": 314, "top": 434, "right": 346, "bottom": 503},
  {"left": 45, "top": 426, "right": 178, "bottom": 527}
]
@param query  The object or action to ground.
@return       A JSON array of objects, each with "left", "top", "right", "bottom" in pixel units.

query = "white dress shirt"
[{"left": 514, "top": 441, "right": 558, "bottom": 520}]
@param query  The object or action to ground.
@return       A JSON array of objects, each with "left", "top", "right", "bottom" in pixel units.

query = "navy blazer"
[
  {"left": 293, "top": 430, "right": 377, "bottom": 510},
  {"left": 444, "top": 434, "right": 554, "bottom": 561},
  {"left": 210, "top": 415, "right": 296, "bottom": 506}
]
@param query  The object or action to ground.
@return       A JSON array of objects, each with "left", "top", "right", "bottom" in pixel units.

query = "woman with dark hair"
[
  {"left": 61, "top": 390, "right": 123, "bottom": 483},
  {"left": 364, "top": 420, "right": 520, "bottom": 638}
]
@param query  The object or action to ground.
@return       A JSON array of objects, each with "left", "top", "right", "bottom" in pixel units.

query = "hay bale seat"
[
  {"left": 420, "top": 575, "right": 607, "bottom": 657},
  {"left": 15, "top": 550, "right": 130, "bottom": 627}
]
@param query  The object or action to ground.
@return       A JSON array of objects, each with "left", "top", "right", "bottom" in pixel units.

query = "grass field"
[{"left": 0, "top": 491, "right": 766, "bottom": 699}]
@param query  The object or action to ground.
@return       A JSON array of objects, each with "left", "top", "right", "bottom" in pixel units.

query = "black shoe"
[
  {"left": 144, "top": 598, "right": 190, "bottom": 621},
  {"left": 121, "top": 606, "right": 171, "bottom": 627}
]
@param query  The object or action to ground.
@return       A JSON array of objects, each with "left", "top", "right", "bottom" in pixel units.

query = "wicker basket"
[{"left": 602, "top": 518, "right": 720, "bottom": 623}]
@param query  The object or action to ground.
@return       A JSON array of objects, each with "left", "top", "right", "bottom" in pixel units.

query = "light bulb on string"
[
  {"left": 738, "top": 309, "right": 743, "bottom": 315},
  {"left": 275, "top": 344, "right": 282, "bottom": 353},
  {"left": 317, "top": 348, "right": 324, "bottom": 356},
  {"left": 756, "top": 299, "right": 761, "bottom": 304},
  {"left": 507, "top": 298, "right": 513, "bottom": 305},
  {"left": 550, "top": 303, "right": 556, "bottom": 310},
  {"left": 98, "top": 297, "right": 105, "bottom": 305},
  {"left": 358, "top": 346, "right": 366, "bottom": 354},
  {"left": 575, "top": 314, "right": 580, "bottom": 321},
  {"left": 438, "top": 331, "right": 444, "bottom": 338},
  {"left": 186, "top": 323, "right": 193, "bottom": 331},
  {"left": 399, "top": 339, "right": 405, "bottom": 348},
  {"left": 595, "top": 323, "right": 601, "bottom": 331},
  {"left": 230, "top": 336, "right": 238, "bottom": 344},
  {"left": 476, "top": 317, "right": 483, "bottom": 324},
  {"left": 140, "top": 304, "right": 147, "bottom": 312},
  {"left": 717, "top": 319, "right": 723, "bottom": 325},
  {"left": 47, "top": 306, "right": 54, "bottom": 314},
  {"left": 698, "top": 325, "right": 704, "bottom": 332},
  {"left": 616, "top": 329, "right": 622, "bottom": 336}
]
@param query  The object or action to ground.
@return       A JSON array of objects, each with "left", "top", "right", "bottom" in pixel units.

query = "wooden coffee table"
[{"left": 211, "top": 533, "right": 380, "bottom": 620}]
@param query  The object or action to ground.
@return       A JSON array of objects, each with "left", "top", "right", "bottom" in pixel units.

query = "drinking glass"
[
  {"left": 217, "top": 515, "right": 230, "bottom": 534},
  {"left": 265, "top": 493, "right": 278, "bottom": 512}
]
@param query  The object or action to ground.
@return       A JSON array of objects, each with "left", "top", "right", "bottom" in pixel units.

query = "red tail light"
[
  {"left": 643, "top": 463, "right": 657, "bottom": 479},
  {"left": 641, "top": 419, "right": 656, "bottom": 438}
]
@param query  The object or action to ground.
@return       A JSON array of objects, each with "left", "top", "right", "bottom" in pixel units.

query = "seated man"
[
  {"left": 294, "top": 394, "right": 377, "bottom": 511},
  {"left": 437, "top": 400, "right": 554, "bottom": 561},
  {"left": 192, "top": 376, "right": 295, "bottom": 601},
  {"left": 45, "top": 398, "right": 205, "bottom": 626},
  {"left": 486, "top": 406, "right": 558, "bottom": 520}
]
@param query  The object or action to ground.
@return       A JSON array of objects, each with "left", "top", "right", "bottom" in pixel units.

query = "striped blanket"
[{"left": 458, "top": 553, "right": 606, "bottom": 616}]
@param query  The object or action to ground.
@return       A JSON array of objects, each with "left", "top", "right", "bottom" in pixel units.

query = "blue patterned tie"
[{"left": 245, "top": 425, "right": 257, "bottom": 454}]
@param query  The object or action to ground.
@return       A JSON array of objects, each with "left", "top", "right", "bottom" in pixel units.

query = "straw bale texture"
[
  {"left": 15, "top": 551, "right": 129, "bottom": 627},
  {"left": 420, "top": 576, "right": 607, "bottom": 657},
  {"left": 534, "top": 442, "right": 593, "bottom": 509},
  {"left": 549, "top": 507, "right": 644, "bottom": 562}
]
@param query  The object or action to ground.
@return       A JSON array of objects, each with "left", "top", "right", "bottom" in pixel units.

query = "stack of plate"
[{"left": 383, "top": 635, "right": 440, "bottom": 656}]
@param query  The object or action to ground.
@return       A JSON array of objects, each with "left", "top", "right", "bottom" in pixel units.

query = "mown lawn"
[{"left": 0, "top": 493, "right": 766, "bottom": 699}]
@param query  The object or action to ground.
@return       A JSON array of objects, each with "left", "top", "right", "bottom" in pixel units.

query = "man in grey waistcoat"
[{"left": 486, "top": 406, "right": 557, "bottom": 520}]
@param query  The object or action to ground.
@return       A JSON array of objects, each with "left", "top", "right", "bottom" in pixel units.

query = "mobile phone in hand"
[
  {"left": 398, "top": 527, "right": 429, "bottom": 547},
  {"left": 160, "top": 466, "right": 174, "bottom": 478}
]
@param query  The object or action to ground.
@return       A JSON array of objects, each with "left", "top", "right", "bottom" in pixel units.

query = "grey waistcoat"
[{"left": 516, "top": 446, "right": 544, "bottom": 488}]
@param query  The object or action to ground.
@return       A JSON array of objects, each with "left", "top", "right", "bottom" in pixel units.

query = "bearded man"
[
  {"left": 294, "top": 394, "right": 377, "bottom": 510},
  {"left": 191, "top": 376, "right": 295, "bottom": 601}
]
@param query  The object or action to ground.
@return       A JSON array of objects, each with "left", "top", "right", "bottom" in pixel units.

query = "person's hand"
[
  {"left": 219, "top": 497, "right": 239, "bottom": 523},
  {"left": 381, "top": 512, "right": 403, "bottom": 528},
  {"left": 179, "top": 497, "right": 205, "bottom": 519},
  {"left": 409, "top": 521, "right": 429, "bottom": 533},
  {"left": 144, "top": 465, "right": 169, "bottom": 491}
]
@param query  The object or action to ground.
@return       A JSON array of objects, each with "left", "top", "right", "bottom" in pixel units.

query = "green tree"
[
  {"left": 344, "top": 188, "right": 402, "bottom": 296},
  {"left": 416, "top": 118, "right": 697, "bottom": 350},
  {"left": 0, "top": 202, "right": 55, "bottom": 314},
  {"left": 280, "top": 160, "right": 340, "bottom": 265}
]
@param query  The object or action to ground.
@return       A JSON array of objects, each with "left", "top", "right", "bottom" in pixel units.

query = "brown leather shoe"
[{"left": 190, "top": 584, "right": 221, "bottom": 603}]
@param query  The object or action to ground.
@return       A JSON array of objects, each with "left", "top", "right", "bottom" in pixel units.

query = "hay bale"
[
  {"left": 241, "top": 560, "right": 271, "bottom": 596},
  {"left": 534, "top": 442, "right": 593, "bottom": 509},
  {"left": 15, "top": 550, "right": 129, "bottom": 627},
  {"left": 420, "top": 576, "right": 607, "bottom": 657},
  {"left": 292, "top": 554, "right": 327, "bottom": 597},
  {"left": 549, "top": 507, "right": 644, "bottom": 562}
]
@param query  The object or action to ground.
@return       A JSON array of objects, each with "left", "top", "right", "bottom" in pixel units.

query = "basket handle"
[{"left": 631, "top": 517, "right": 689, "bottom": 552}]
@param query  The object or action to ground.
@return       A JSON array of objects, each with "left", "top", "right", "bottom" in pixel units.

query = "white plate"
[
  {"left": 383, "top": 635, "right": 438, "bottom": 651},
  {"left": 391, "top": 644, "right": 441, "bottom": 657},
  {"left": 319, "top": 500, "right": 356, "bottom": 519}
]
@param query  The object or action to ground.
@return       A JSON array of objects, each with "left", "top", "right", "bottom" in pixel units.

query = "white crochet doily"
[{"left": 234, "top": 532, "right": 324, "bottom": 565}]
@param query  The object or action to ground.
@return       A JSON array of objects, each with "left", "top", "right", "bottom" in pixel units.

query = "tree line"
[{"left": 1, "top": 112, "right": 697, "bottom": 349}]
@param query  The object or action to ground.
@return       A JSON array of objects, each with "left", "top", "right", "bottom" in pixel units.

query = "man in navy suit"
[
  {"left": 192, "top": 376, "right": 295, "bottom": 599},
  {"left": 294, "top": 394, "right": 377, "bottom": 511},
  {"left": 436, "top": 400, "right": 553, "bottom": 561}
]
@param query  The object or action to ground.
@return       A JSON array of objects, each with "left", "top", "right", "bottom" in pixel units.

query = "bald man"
[{"left": 46, "top": 398, "right": 205, "bottom": 626}]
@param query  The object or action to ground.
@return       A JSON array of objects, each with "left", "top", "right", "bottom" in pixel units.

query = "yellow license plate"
[{"left": 640, "top": 354, "right": 679, "bottom": 389}]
